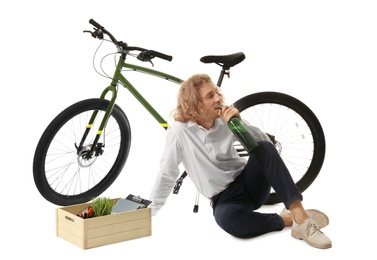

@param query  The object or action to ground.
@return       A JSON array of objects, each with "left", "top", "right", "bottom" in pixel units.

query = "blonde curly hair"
[{"left": 172, "top": 74, "right": 224, "bottom": 122}]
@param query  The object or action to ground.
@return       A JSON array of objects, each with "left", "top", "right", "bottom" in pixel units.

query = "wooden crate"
[{"left": 56, "top": 198, "right": 151, "bottom": 249}]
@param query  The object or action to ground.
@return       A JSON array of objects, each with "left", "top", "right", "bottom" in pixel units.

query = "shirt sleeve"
[{"left": 148, "top": 126, "right": 183, "bottom": 216}]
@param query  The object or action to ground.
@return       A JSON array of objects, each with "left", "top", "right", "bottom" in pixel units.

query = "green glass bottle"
[{"left": 228, "top": 117, "right": 259, "bottom": 154}]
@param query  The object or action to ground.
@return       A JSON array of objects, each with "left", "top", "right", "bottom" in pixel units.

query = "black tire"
[
  {"left": 233, "top": 92, "right": 326, "bottom": 205},
  {"left": 33, "top": 98, "right": 131, "bottom": 206}
]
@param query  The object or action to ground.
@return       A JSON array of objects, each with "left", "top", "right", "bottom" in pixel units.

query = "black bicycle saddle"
[{"left": 200, "top": 52, "right": 245, "bottom": 69}]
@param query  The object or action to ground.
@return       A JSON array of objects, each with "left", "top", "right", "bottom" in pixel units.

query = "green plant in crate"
[{"left": 91, "top": 197, "right": 114, "bottom": 217}]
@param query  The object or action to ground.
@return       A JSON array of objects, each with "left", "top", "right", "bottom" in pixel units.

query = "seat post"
[{"left": 216, "top": 67, "right": 229, "bottom": 87}]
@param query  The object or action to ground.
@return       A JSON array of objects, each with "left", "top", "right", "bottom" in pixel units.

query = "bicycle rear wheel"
[
  {"left": 233, "top": 92, "right": 326, "bottom": 205},
  {"left": 33, "top": 98, "right": 131, "bottom": 206}
]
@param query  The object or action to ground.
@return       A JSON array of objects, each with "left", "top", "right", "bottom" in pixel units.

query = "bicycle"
[{"left": 33, "top": 19, "right": 326, "bottom": 207}]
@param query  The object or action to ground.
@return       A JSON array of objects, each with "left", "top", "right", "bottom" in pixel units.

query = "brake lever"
[
  {"left": 83, "top": 28, "right": 104, "bottom": 40},
  {"left": 137, "top": 51, "right": 155, "bottom": 67}
]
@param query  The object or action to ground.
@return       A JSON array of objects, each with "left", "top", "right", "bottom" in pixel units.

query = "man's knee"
[{"left": 214, "top": 203, "right": 256, "bottom": 238}]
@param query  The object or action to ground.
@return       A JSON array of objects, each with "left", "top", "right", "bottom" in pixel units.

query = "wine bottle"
[
  {"left": 217, "top": 105, "right": 259, "bottom": 154},
  {"left": 228, "top": 117, "right": 259, "bottom": 154}
]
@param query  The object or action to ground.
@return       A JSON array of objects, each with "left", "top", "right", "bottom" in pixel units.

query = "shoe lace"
[{"left": 305, "top": 221, "right": 322, "bottom": 237}]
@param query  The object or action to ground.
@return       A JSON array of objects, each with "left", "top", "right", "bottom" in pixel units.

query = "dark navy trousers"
[{"left": 211, "top": 141, "right": 303, "bottom": 238}]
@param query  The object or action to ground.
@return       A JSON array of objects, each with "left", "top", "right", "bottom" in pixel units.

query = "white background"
[{"left": 1, "top": 0, "right": 376, "bottom": 259}]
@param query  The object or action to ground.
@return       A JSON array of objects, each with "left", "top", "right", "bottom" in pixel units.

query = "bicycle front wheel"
[
  {"left": 233, "top": 92, "right": 326, "bottom": 205},
  {"left": 33, "top": 98, "right": 131, "bottom": 206}
]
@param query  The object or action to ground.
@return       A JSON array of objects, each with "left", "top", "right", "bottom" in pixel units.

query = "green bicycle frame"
[
  {"left": 80, "top": 54, "right": 183, "bottom": 156},
  {"left": 119, "top": 62, "right": 183, "bottom": 128}
]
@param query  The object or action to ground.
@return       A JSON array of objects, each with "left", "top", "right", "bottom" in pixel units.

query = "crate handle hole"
[{"left": 65, "top": 216, "right": 75, "bottom": 223}]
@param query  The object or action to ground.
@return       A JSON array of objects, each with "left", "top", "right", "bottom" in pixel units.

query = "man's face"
[{"left": 198, "top": 82, "right": 223, "bottom": 120}]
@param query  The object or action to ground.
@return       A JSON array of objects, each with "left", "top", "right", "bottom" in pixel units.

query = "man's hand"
[{"left": 218, "top": 105, "right": 241, "bottom": 122}]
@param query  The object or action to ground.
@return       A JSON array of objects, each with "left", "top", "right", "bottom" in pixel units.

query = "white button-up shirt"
[{"left": 149, "top": 118, "right": 270, "bottom": 215}]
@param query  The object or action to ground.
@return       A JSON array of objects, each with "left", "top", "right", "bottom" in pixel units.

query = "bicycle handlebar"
[
  {"left": 88, "top": 19, "right": 173, "bottom": 62},
  {"left": 89, "top": 19, "right": 103, "bottom": 30}
]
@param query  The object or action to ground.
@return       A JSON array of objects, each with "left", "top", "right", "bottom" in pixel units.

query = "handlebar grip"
[
  {"left": 89, "top": 19, "right": 103, "bottom": 29},
  {"left": 151, "top": 50, "right": 173, "bottom": 62}
]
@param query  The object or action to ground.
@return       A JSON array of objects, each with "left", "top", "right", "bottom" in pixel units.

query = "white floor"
[{"left": 2, "top": 1, "right": 376, "bottom": 259}]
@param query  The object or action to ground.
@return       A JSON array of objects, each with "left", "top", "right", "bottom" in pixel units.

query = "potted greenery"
[{"left": 91, "top": 197, "right": 114, "bottom": 217}]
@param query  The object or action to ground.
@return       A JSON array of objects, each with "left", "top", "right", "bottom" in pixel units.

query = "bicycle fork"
[{"left": 75, "top": 85, "right": 118, "bottom": 160}]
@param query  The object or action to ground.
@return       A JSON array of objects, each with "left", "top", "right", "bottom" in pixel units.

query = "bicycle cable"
[
  {"left": 99, "top": 52, "right": 119, "bottom": 79},
  {"left": 92, "top": 39, "right": 117, "bottom": 80}
]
